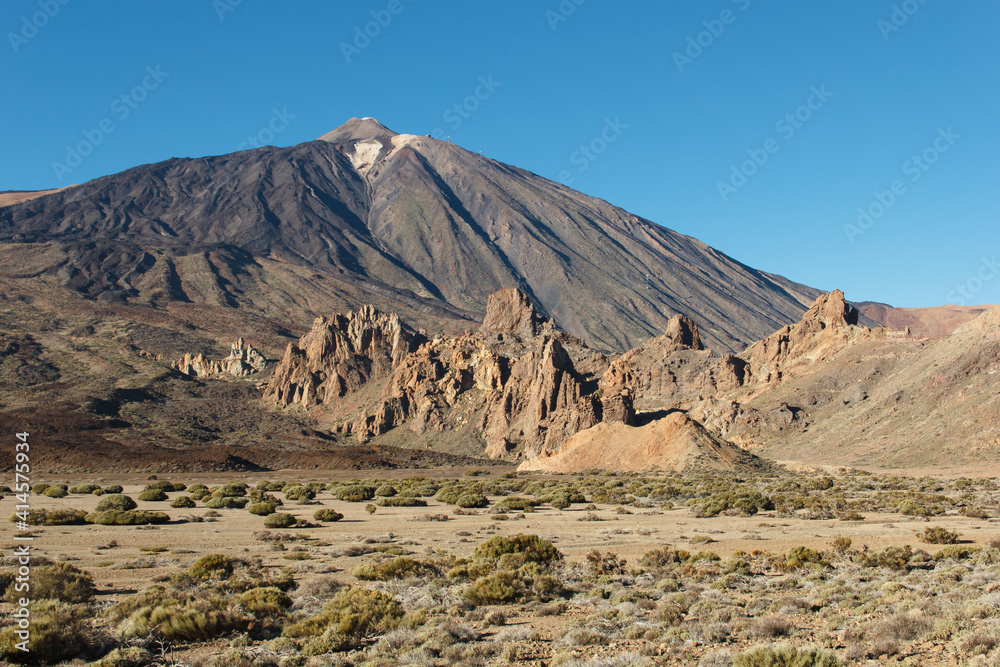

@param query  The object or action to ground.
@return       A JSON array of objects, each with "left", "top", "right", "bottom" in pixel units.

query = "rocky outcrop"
[
  {"left": 598, "top": 315, "right": 714, "bottom": 411},
  {"left": 517, "top": 412, "right": 771, "bottom": 474},
  {"left": 264, "top": 306, "right": 416, "bottom": 408},
  {"left": 172, "top": 339, "right": 267, "bottom": 378},
  {"left": 737, "top": 289, "right": 875, "bottom": 394},
  {"left": 481, "top": 287, "right": 549, "bottom": 337},
  {"left": 267, "top": 288, "right": 634, "bottom": 458}
]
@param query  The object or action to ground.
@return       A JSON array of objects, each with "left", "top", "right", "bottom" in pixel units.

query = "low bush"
[
  {"left": 239, "top": 586, "right": 293, "bottom": 617},
  {"left": 88, "top": 646, "right": 153, "bottom": 667},
  {"left": 283, "top": 587, "right": 404, "bottom": 649},
  {"left": 0, "top": 601, "right": 92, "bottom": 664},
  {"left": 263, "top": 512, "right": 297, "bottom": 528},
  {"left": 43, "top": 486, "right": 68, "bottom": 498},
  {"left": 456, "top": 493, "right": 489, "bottom": 508},
  {"left": 102, "top": 484, "right": 124, "bottom": 494},
  {"left": 377, "top": 497, "right": 427, "bottom": 507},
  {"left": 86, "top": 510, "right": 169, "bottom": 525},
  {"left": 249, "top": 502, "right": 279, "bottom": 516},
  {"left": 313, "top": 508, "right": 344, "bottom": 522},
  {"left": 96, "top": 493, "right": 138, "bottom": 512},
  {"left": 115, "top": 591, "right": 243, "bottom": 642},
  {"left": 284, "top": 485, "right": 316, "bottom": 502},
  {"left": 189, "top": 554, "right": 236, "bottom": 580},
  {"left": 138, "top": 488, "right": 168, "bottom": 502},
  {"left": 375, "top": 484, "right": 398, "bottom": 497},
  {"left": 472, "top": 534, "right": 562, "bottom": 568},
  {"left": 68, "top": 483, "right": 101, "bottom": 494},
  {"left": 463, "top": 570, "right": 524, "bottom": 605},
  {"left": 919, "top": 526, "right": 959, "bottom": 544},
  {"left": 336, "top": 485, "right": 375, "bottom": 502},
  {"left": 170, "top": 496, "right": 196, "bottom": 509},
  {"left": 783, "top": 546, "right": 827, "bottom": 569},
  {"left": 3, "top": 562, "right": 95, "bottom": 603},
  {"left": 351, "top": 557, "right": 433, "bottom": 581},
  {"left": 734, "top": 644, "right": 844, "bottom": 667},
  {"left": 13, "top": 508, "right": 88, "bottom": 526}
]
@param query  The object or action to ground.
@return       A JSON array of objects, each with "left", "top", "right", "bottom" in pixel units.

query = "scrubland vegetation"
[{"left": 3, "top": 470, "right": 1000, "bottom": 665}]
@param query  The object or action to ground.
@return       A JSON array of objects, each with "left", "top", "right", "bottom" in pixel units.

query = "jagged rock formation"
[
  {"left": 172, "top": 339, "right": 267, "bottom": 378},
  {"left": 517, "top": 412, "right": 771, "bottom": 474},
  {"left": 266, "top": 288, "right": 633, "bottom": 458},
  {"left": 264, "top": 307, "right": 415, "bottom": 408}
]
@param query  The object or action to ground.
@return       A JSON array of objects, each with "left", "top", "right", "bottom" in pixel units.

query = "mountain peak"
[{"left": 318, "top": 117, "right": 398, "bottom": 144}]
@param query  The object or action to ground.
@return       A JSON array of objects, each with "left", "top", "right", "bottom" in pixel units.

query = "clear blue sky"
[{"left": 2, "top": 1, "right": 998, "bottom": 308}]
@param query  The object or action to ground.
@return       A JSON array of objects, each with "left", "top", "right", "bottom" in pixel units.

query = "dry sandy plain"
[{"left": 5, "top": 467, "right": 1000, "bottom": 666}]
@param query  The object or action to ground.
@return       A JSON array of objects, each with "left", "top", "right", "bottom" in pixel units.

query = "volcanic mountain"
[{"left": 0, "top": 117, "right": 822, "bottom": 353}]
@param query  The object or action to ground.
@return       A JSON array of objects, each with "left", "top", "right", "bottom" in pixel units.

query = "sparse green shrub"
[
  {"left": 31, "top": 483, "right": 51, "bottom": 494},
  {"left": 3, "top": 562, "right": 94, "bottom": 603},
  {"left": 138, "top": 488, "right": 168, "bottom": 502},
  {"left": 456, "top": 493, "right": 489, "bottom": 508},
  {"left": 12, "top": 508, "right": 88, "bottom": 526},
  {"left": 351, "top": 557, "right": 433, "bottom": 581},
  {"left": 189, "top": 554, "right": 236, "bottom": 580},
  {"left": 263, "top": 512, "right": 297, "bottom": 528},
  {"left": 919, "top": 526, "right": 959, "bottom": 544},
  {"left": 365, "top": 503, "right": 377, "bottom": 515},
  {"left": 0, "top": 601, "right": 92, "bottom": 663},
  {"left": 377, "top": 497, "right": 426, "bottom": 507},
  {"left": 86, "top": 510, "right": 169, "bottom": 525},
  {"left": 496, "top": 497, "right": 539, "bottom": 512},
  {"left": 640, "top": 546, "right": 691, "bottom": 571},
  {"left": 463, "top": 570, "right": 524, "bottom": 605},
  {"left": 249, "top": 502, "right": 278, "bottom": 516},
  {"left": 695, "top": 490, "right": 773, "bottom": 517},
  {"left": 96, "top": 494, "right": 138, "bottom": 512},
  {"left": 102, "top": 484, "right": 124, "bottom": 494},
  {"left": 336, "top": 485, "right": 375, "bottom": 502},
  {"left": 734, "top": 643, "right": 844, "bottom": 666},
  {"left": 43, "top": 486, "right": 68, "bottom": 498},
  {"left": 313, "top": 508, "right": 344, "bottom": 522},
  {"left": 283, "top": 485, "right": 316, "bottom": 502},
  {"left": 170, "top": 496, "right": 196, "bottom": 509},
  {"left": 853, "top": 545, "right": 928, "bottom": 571},
  {"left": 115, "top": 591, "right": 242, "bottom": 642},
  {"left": 783, "top": 546, "right": 827, "bottom": 570},
  {"left": 472, "top": 534, "right": 562, "bottom": 569},
  {"left": 375, "top": 485, "right": 398, "bottom": 497},
  {"left": 239, "top": 586, "right": 293, "bottom": 617},
  {"left": 934, "top": 545, "right": 980, "bottom": 561},
  {"left": 68, "top": 483, "right": 101, "bottom": 494},
  {"left": 88, "top": 646, "right": 153, "bottom": 667},
  {"left": 283, "top": 587, "right": 403, "bottom": 649},
  {"left": 832, "top": 536, "right": 852, "bottom": 553}
]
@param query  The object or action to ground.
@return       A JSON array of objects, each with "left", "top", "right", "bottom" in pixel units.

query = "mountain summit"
[
  {"left": 317, "top": 116, "right": 399, "bottom": 143},
  {"left": 0, "top": 117, "right": 820, "bottom": 352}
]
